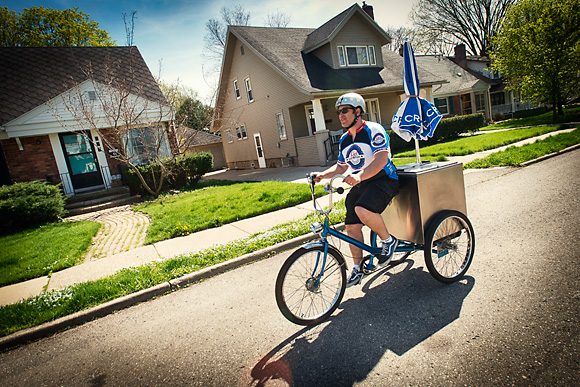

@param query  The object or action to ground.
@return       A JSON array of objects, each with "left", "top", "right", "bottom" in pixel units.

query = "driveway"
[{"left": 1, "top": 151, "right": 578, "bottom": 386}]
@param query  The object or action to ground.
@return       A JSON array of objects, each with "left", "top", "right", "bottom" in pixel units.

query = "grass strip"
[
  {"left": 0, "top": 221, "right": 101, "bottom": 287},
  {"left": 0, "top": 201, "right": 346, "bottom": 337},
  {"left": 465, "top": 128, "right": 580, "bottom": 168}
]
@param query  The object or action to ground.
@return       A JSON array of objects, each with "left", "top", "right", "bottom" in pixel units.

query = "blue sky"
[{"left": 5, "top": 0, "right": 417, "bottom": 104}]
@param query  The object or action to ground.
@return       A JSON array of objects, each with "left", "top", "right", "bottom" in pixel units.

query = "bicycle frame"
[{"left": 306, "top": 174, "right": 421, "bottom": 282}]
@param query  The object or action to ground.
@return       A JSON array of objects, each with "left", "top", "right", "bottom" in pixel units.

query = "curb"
[
  {"left": 519, "top": 143, "right": 580, "bottom": 167},
  {"left": 0, "top": 225, "right": 345, "bottom": 351}
]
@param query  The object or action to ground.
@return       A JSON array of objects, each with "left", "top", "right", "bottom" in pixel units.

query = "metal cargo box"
[{"left": 382, "top": 161, "right": 467, "bottom": 245}]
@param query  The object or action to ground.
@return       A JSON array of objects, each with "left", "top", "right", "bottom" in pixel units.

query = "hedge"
[
  {"left": 0, "top": 180, "right": 67, "bottom": 233},
  {"left": 126, "top": 152, "right": 214, "bottom": 195}
]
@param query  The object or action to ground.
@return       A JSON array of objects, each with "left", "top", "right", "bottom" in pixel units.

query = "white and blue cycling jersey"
[{"left": 337, "top": 120, "right": 398, "bottom": 180}]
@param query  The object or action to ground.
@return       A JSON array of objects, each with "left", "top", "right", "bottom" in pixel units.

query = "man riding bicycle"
[{"left": 313, "top": 93, "right": 399, "bottom": 287}]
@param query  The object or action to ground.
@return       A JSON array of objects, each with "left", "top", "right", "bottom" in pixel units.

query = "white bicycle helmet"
[{"left": 335, "top": 93, "right": 366, "bottom": 114}]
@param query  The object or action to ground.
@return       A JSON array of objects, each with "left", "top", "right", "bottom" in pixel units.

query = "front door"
[
  {"left": 305, "top": 106, "right": 317, "bottom": 135},
  {"left": 253, "top": 133, "right": 266, "bottom": 168},
  {"left": 59, "top": 132, "right": 103, "bottom": 191}
]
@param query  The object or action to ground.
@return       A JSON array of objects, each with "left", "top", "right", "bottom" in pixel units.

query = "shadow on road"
[{"left": 249, "top": 257, "right": 474, "bottom": 386}]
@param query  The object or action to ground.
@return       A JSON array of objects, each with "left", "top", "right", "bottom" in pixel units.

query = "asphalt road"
[{"left": 1, "top": 151, "right": 579, "bottom": 386}]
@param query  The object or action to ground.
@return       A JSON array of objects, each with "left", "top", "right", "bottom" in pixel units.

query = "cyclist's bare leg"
[
  {"left": 355, "top": 206, "right": 390, "bottom": 241},
  {"left": 345, "top": 223, "right": 364, "bottom": 266}
]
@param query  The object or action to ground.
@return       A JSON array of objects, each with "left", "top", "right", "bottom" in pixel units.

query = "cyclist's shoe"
[
  {"left": 346, "top": 267, "right": 364, "bottom": 287},
  {"left": 377, "top": 236, "right": 398, "bottom": 267}
]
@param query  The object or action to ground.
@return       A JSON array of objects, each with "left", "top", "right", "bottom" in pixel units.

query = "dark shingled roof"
[
  {"left": 0, "top": 46, "right": 167, "bottom": 126},
  {"left": 188, "top": 129, "right": 222, "bottom": 146},
  {"left": 303, "top": 6, "right": 352, "bottom": 52},
  {"left": 229, "top": 26, "right": 443, "bottom": 94}
]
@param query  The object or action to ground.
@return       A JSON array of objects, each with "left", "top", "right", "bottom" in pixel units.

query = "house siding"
[
  {"left": 330, "top": 13, "right": 384, "bottom": 69},
  {"left": 218, "top": 38, "right": 310, "bottom": 168}
]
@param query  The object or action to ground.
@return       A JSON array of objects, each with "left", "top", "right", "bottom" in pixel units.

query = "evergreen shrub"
[{"left": 0, "top": 180, "right": 66, "bottom": 232}]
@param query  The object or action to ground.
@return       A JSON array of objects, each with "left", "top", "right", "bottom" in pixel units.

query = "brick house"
[{"left": 0, "top": 46, "right": 177, "bottom": 195}]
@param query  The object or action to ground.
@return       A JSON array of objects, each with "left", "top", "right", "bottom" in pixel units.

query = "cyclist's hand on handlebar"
[
  {"left": 343, "top": 173, "right": 361, "bottom": 187},
  {"left": 312, "top": 173, "right": 322, "bottom": 183}
]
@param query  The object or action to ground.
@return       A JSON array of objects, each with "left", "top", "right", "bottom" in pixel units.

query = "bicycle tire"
[
  {"left": 424, "top": 210, "right": 475, "bottom": 283},
  {"left": 275, "top": 245, "right": 347, "bottom": 325}
]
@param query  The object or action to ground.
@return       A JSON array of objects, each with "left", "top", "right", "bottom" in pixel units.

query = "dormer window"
[{"left": 337, "top": 45, "right": 377, "bottom": 67}]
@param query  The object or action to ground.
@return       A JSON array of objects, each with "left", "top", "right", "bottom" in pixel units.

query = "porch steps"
[{"left": 65, "top": 186, "right": 139, "bottom": 216}]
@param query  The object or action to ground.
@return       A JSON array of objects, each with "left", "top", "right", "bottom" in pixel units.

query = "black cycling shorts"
[{"left": 344, "top": 175, "right": 399, "bottom": 225}]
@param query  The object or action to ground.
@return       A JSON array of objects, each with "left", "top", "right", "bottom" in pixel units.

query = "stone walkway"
[{"left": 66, "top": 205, "right": 150, "bottom": 261}]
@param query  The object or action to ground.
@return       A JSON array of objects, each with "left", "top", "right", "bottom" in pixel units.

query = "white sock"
[
  {"left": 382, "top": 236, "right": 393, "bottom": 245},
  {"left": 353, "top": 264, "right": 359, "bottom": 271}
]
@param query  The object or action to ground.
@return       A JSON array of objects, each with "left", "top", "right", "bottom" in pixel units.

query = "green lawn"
[
  {"left": 394, "top": 125, "right": 564, "bottom": 158},
  {"left": 0, "top": 221, "right": 101, "bottom": 286},
  {"left": 136, "top": 181, "right": 325, "bottom": 244},
  {"left": 465, "top": 128, "right": 580, "bottom": 168},
  {"left": 483, "top": 106, "right": 580, "bottom": 130}
]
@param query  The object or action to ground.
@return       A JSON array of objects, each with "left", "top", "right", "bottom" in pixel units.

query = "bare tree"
[
  {"left": 265, "top": 10, "right": 291, "bottom": 27},
  {"left": 411, "top": 0, "right": 518, "bottom": 56},
  {"left": 202, "top": 5, "right": 251, "bottom": 104},
  {"left": 204, "top": 5, "right": 251, "bottom": 61},
  {"left": 123, "top": 11, "right": 137, "bottom": 46},
  {"left": 52, "top": 50, "right": 179, "bottom": 196}
]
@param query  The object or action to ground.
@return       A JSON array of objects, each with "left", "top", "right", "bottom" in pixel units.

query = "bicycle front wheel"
[
  {"left": 275, "top": 245, "right": 347, "bottom": 325},
  {"left": 424, "top": 210, "right": 475, "bottom": 283}
]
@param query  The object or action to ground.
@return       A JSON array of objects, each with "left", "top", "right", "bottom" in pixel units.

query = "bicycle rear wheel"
[
  {"left": 424, "top": 210, "right": 475, "bottom": 283},
  {"left": 275, "top": 245, "right": 346, "bottom": 325}
]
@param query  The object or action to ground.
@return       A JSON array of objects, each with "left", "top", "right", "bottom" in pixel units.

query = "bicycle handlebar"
[{"left": 307, "top": 173, "right": 346, "bottom": 215}]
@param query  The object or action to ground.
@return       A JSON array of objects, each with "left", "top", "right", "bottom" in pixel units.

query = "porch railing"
[{"left": 59, "top": 173, "right": 74, "bottom": 195}]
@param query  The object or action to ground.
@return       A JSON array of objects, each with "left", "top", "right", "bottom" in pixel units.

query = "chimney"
[
  {"left": 362, "top": 2, "right": 374, "bottom": 20},
  {"left": 454, "top": 44, "right": 467, "bottom": 69}
]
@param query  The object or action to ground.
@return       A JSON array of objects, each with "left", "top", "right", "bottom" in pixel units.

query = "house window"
[
  {"left": 364, "top": 98, "right": 381, "bottom": 123},
  {"left": 460, "top": 94, "right": 472, "bottom": 114},
  {"left": 337, "top": 45, "right": 377, "bottom": 67},
  {"left": 491, "top": 92, "right": 505, "bottom": 106},
  {"left": 275, "top": 112, "right": 287, "bottom": 140},
  {"left": 236, "top": 125, "right": 247, "bottom": 140},
  {"left": 226, "top": 130, "right": 234, "bottom": 143},
  {"left": 124, "top": 126, "right": 171, "bottom": 165},
  {"left": 337, "top": 46, "right": 346, "bottom": 67},
  {"left": 368, "top": 46, "right": 376, "bottom": 65},
  {"left": 233, "top": 80, "right": 241, "bottom": 100},
  {"left": 347, "top": 46, "right": 368, "bottom": 66},
  {"left": 435, "top": 97, "right": 449, "bottom": 115},
  {"left": 244, "top": 78, "right": 253, "bottom": 102},
  {"left": 475, "top": 93, "right": 486, "bottom": 113}
]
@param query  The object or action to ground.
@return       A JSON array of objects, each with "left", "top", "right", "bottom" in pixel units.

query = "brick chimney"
[
  {"left": 454, "top": 44, "right": 467, "bottom": 69},
  {"left": 362, "top": 1, "right": 374, "bottom": 20}
]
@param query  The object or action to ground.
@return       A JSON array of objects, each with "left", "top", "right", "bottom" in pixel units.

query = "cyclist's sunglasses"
[{"left": 336, "top": 107, "right": 354, "bottom": 115}]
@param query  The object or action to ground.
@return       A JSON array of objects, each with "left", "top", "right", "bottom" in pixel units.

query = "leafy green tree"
[
  {"left": 177, "top": 98, "right": 214, "bottom": 133},
  {"left": 0, "top": 6, "right": 114, "bottom": 46},
  {"left": 491, "top": 0, "right": 580, "bottom": 119}
]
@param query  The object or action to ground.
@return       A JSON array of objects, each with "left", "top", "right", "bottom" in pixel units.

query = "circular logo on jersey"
[
  {"left": 345, "top": 144, "right": 365, "bottom": 169},
  {"left": 371, "top": 132, "right": 386, "bottom": 147}
]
